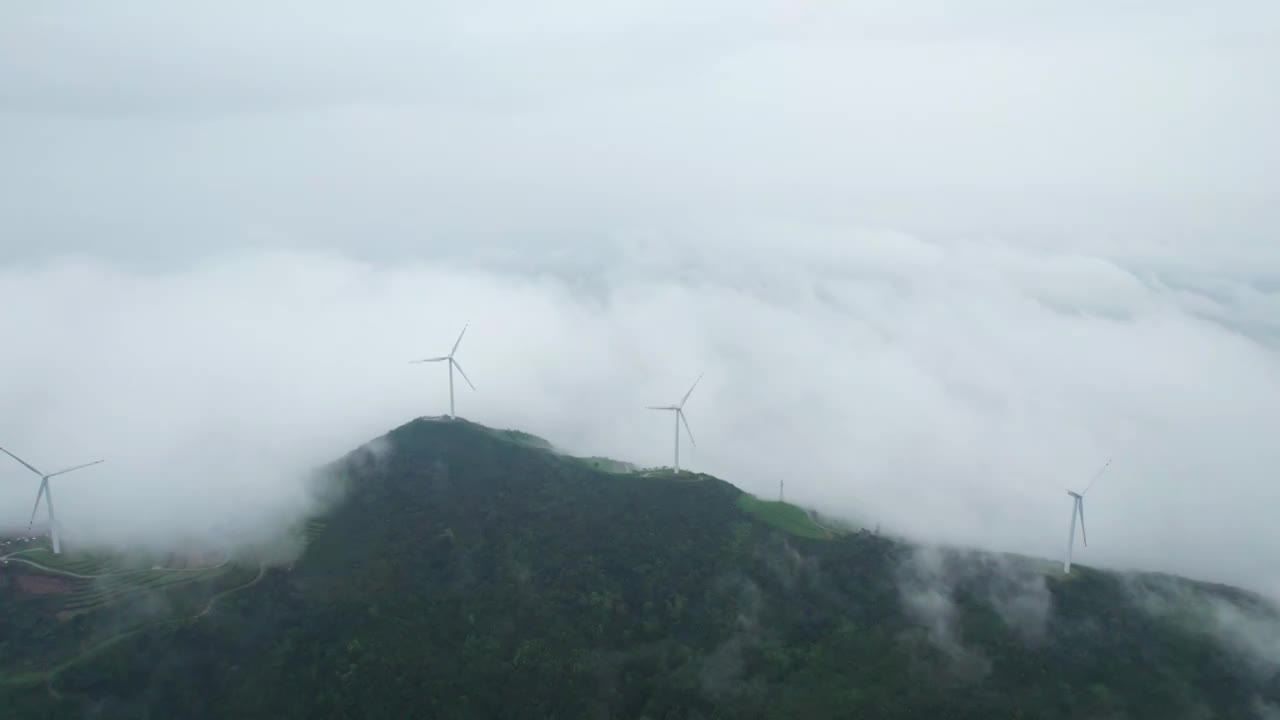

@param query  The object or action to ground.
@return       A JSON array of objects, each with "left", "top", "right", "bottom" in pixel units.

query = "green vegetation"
[
  {"left": 1, "top": 417, "right": 1277, "bottom": 719},
  {"left": 569, "top": 455, "right": 640, "bottom": 474},
  {"left": 736, "top": 495, "right": 834, "bottom": 540},
  {"left": 484, "top": 426, "right": 555, "bottom": 451}
]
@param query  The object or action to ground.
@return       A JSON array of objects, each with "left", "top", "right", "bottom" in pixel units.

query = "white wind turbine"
[
  {"left": 647, "top": 374, "right": 702, "bottom": 474},
  {"left": 1063, "top": 458, "right": 1111, "bottom": 574},
  {"left": 410, "top": 324, "right": 476, "bottom": 418},
  {"left": 1, "top": 445, "right": 103, "bottom": 555}
]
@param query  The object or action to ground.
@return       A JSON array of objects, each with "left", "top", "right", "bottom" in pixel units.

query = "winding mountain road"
[
  {"left": 1, "top": 550, "right": 230, "bottom": 578},
  {"left": 1, "top": 553, "right": 268, "bottom": 696}
]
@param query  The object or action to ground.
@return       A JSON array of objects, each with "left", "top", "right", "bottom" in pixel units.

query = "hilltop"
[{"left": 1, "top": 417, "right": 1278, "bottom": 719}]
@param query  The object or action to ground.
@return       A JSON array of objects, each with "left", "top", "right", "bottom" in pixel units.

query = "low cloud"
[
  {"left": 699, "top": 573, "right": 767, "bottom": 698},
  {"left": 896, "top": 548, "right": 988, "bottom": 678},
  {"left": 1127, "top": 574, "right": 1280, "bottom": 676},
  {"left": 0, "top": 239, "right": 1277, "bottom": 595},
  {"left": 895, "top": 545, "right": 1052, "bottom": 677}
]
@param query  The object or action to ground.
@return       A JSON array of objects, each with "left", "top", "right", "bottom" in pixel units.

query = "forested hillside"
[{"left": 2, "top": 417, "right": 1277, "bottom": 719}]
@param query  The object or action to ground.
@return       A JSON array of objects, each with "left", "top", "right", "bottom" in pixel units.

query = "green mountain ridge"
[{"left": 1, "top": 417, "right": 1277, "bottom": 719}]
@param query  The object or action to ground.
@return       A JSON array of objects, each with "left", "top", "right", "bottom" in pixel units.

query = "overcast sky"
[{"left": 1, "top": 2, "right": 1278, "bottom": 594}]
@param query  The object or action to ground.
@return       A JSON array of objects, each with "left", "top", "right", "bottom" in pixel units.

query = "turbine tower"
[
  {"left": 1063, "top": 458, "right": 1111, "bottom": 574},
  {"left": 647, "top": 374, "right": 701, "bottom": 474},
  {"left": 410, "top": 323, "right": 476, "bottom": 418},
  {"left": 1, "top": 446, "right": 103, "bottom": 555}
]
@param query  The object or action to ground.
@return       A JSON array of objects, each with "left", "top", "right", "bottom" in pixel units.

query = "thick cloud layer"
[
  {"left": 1, "top": 3, "right": 1278, "bottom": 593},
  {"left": 1, "top": 243, "right": 1278, "bottom": 594}
]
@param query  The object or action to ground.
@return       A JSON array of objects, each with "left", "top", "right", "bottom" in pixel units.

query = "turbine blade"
[
  {"left": 0, "top": 445, "right": 44, "bottom": 477},
  {"left": 1078, "top": 501, "right": 1088, "bottom": 547},
  {"left": 679, "top": 410, "right": 696, "bottom": 447},
  {"left": 679, "top": 373, "right": 703, "bottom": 408},
  {"left": 1082, "top": 457, "right": 1112, "bottom": 496},
  {"left": 452, "top": 359, "right": 476, "bottom": 390},
  {"left": 646, "top": 406, "right": 678, "bottom": 411},
  {"left": 451, "top": 323, "right": 469, "bottom": 356},
  {"left": 29, "top": 479, "right": 47, "bottom": 529},
  {"left": 409, "top": 356, "right": 450, "bottom": 364},
  {"left": 45, "top": 460, "right": 104, "bottom": 479}
]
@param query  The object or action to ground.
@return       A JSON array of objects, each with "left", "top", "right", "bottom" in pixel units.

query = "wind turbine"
[
  {"left": 1063, "top": 458, "right": 1111, "bottom": 574},
  {"left": 1, "top": 446, "right": 103, "bottom": 555},
  {"left": 647, "top": 374, "right": 701, "bottom": 474},
  {"left": 410, "top": 323, "right": 475, "bottom": 418}
]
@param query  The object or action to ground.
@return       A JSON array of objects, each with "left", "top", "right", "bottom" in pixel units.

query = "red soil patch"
[{"left": 15, "top": 574, "right": 77, "bottom": 595}]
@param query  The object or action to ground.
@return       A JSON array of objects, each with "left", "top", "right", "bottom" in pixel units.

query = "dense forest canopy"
[{"left": 2, "top": 417, "right": 1278, "bottom": 719}]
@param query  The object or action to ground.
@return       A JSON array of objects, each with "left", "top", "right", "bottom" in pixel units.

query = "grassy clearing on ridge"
[
  {"left": 570, "top": 456, "right": 640, "bottom": 474},
  {"left": 736, "top": 495, "right": 833, "bottom": 540}
]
